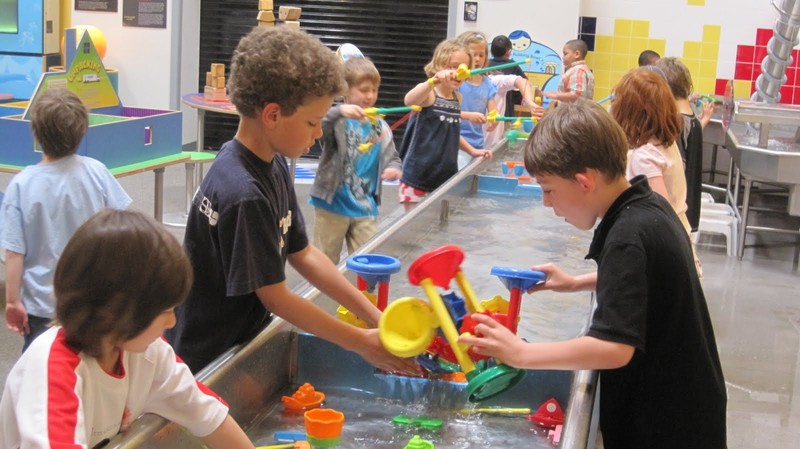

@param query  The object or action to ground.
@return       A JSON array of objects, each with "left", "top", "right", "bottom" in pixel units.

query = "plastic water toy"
[
  {"left": 358, "top": 106, "right": 422, "bottom": 151},
  {"left": 393, "top": 415, "right": 444, "bottom": 430},
  {"left": 490, "top": 267, "right": 546, "bottom": 333},
  {"left": 596, "top": 93, "right": 615, "bottom": 105},
  {"left": 427, "top": 59, "right": 531, "bottom": 86},
  {"left": 486, "top": 110, "right": 536, "bottom": 123},
  {"left": 256, "top": 442, "right": 310, "bottom": 449},
  {"left": 281, "top": 383, "right": 325, "bottom": 411},
  {"left": 504, "top": 129, "right": 530, "bottom": 143},
  {"left": 404, "top": 435, "right": 435, "bottom": 449},
  {"left": 379, "top": 245, "right": 526, "bottom": 402},
  {"left": 304, "top": 408, "right": 345, "bottom": 448},
  {"left": 457, "top": 407, "right": 531, "bottom": 415},
  {"left": 526, "top": 398, "right": 565, "bottom": 429},
  {"left": 500, "top": 161, "right": 530, "bottom": 182},
  {"left": 273, "top": 431, "right": 307, "bottom": 442},
  {"left": 364, "top": 105, "right": 421, "bottom": 124},
  {"left": 338, "top": 254, "right": 402, "bottom": 327}
]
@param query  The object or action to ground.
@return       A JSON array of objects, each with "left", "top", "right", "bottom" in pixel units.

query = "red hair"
[{"left": 610, "top": 68, "right": 682, "bottom": 148}]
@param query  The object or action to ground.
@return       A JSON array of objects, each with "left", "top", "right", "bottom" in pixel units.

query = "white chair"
[{"left": 694, "top": 202, "right": 738, "bottom": 257}]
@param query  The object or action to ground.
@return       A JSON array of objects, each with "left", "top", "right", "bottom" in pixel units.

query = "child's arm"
[
  {"left": 405, "top": 82, "right": 437, "bottom": 108},
  {"left": 201, "top": 415, "right": 255, "bottom": 449},
  {"left": 405, "top": 69, "right": 456, "bottom": 107},
  {"left": 462, "top": 111, "right": 487, "bottom": 124},
  {"left": 265, "top": 245, "right": 418, "bottom": 373},
  {"left": 528, "top": 262, "right": 597, "bottom": 292},
  {"left": 4, "top": 250, "right": 29, "bottom": 335},
  {"left": 459, "top": 313, "right": 634, "bottom": 370},
  {"left": 699, "top": 100, "right": 717, "bottom": 128},
  {"left": 459, "top": 136, "right": 492, "bottom": 160},
  {"left": 514, "top": 77, "right": 545, "bottom": 119}
]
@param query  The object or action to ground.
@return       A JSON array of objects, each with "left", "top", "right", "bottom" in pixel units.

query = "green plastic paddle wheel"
[{"left": 465, "top": 362, "right": 526, "bottom": 402}]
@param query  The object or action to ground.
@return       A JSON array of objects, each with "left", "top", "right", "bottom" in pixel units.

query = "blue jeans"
[{"left": 22, "top": 315, "right": 52, "bottom": 352}]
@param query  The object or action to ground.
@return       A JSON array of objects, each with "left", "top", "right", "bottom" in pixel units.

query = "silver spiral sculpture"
[{"left": 751, "top": 0, "right": 800, "bottom": 103}]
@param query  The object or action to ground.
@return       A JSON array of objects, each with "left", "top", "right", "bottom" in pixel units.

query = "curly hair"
[
  {"left": 656, "top": 56, "right": 693, "bottom": 99},
  {"left": 29, "top": 88, "right": 88, "bottom": 158},
  {"left": 54, "top": 210, "right": 192, "bottom": 357},
  {"left": 610, "top": 68, "right": 682, "bottom": 148},
  {"left": 228, "top": 27, "right": 345, "bottom": 118},
  {"left": 423, "top": 39, "right": 471, "bottom": 77},
  {"left": 524, "top": 98, "right": 628, "bottom": 180}
]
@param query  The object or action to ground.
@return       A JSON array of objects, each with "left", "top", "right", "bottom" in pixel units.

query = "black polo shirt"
[{"left": 586, "top": 175, "right": 726, "bottom": 449}]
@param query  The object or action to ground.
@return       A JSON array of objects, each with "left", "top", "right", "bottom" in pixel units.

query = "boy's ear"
[
  {"left": 260, "top": 103, "right": 281, "bottom": 127},
  {"left": 574, "top": 170, "right": 598, "bottom": 192}
]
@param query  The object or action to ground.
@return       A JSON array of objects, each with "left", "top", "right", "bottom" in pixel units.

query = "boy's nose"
[{"left": 312, "top": 122, "right": 324, "bottom": 139}]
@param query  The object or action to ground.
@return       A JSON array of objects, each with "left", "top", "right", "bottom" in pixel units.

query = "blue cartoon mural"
[{"left": 507, "top": 30, "right": 562, "bottom": 95}]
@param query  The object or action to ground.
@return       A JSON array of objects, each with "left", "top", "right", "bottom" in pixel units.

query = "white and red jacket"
[{"left": 0, "top": 327, "right": 229, "bottom": 449}]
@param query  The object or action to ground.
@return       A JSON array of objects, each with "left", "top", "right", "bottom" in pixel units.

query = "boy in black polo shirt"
[
  {"left": 460, "top": 99, "right": 726, "bottom": 448},
  {"left": 166, "top": 27, "right": 416, "bottom": 376}
]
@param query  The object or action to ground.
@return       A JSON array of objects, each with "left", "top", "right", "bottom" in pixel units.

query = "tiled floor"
[{"left": 1, "top": 163, "right": 799, "bottom": 448}]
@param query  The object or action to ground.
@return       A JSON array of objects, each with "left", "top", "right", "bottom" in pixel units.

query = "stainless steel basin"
[{"left": 105, "top": 140, "right": 598, "bottom": 449}]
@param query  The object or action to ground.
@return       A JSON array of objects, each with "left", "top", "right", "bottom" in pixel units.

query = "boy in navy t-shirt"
[{"left": 166, "top": 28, "right": 416, "bottom": 376}]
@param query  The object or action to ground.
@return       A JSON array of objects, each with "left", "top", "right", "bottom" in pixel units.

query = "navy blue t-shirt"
[{"left": 166, "top": 139, "right": 308, "bottom": 372}]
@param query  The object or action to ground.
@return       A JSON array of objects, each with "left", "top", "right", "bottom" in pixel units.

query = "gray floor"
[{"left": 1, "top": 161, "right": 799, "bottom": 448}]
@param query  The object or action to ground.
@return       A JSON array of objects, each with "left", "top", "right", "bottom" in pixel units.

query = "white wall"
[
  {"left": 453, "top": 0, "right": 580, "bottom": 56},
  {"left": 72, "top": 0, "right": 199, "bottom": 147}
]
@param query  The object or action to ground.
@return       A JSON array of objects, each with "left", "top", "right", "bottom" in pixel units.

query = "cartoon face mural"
[
  {"left": 509, "top": 30, "right": 532, "bottom": 52},
  {"left": 502, "top": 30, "right": 562, "bottom": 98}
]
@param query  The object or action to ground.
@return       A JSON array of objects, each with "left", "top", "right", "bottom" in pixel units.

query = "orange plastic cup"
[{"left": 304, "top": 408, "right": 345, "bottom": 439}]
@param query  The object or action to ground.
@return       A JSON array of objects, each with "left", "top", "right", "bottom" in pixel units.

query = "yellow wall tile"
[
  {"left": 703, "top": 25, "right": 721, "bottom": 42},
  {"left": 595, "top": 35, "right": 613, "bottom": 53},
  {"left": 613, "top": 37, "right": 631, "bottom": 54},
  {"left": 631, "top": 20, "right": 650, "bottom": 38},
  {"left": 733, "top": 80, "right": 753, "bottom": 99},
  {"left": 688, "top": 0, "right": 705, "bottom": 5},
  {"left": 648, "top": 39, "right": 666, "bottom": 55},
  {"left": 594, "top": 72, "right": 612, "bottom": 88},
  {"left": 612, "top": 54, "right": 630, "bottom": 71},
  {"left": 593, "top": 54, "right": 611, "bottom": 71},
  {"left": 684, "top": 41, "right": 701, "bottom": 59},
  {"left": 615, "top": 18, "right": 633, "bottom": 36},
  {"left": 698, "top": 62, "right": 717, "bottom": 79},
  {"left": 701, "top": 43, "right": 719, "bottom": 60},
  {"left": 631, "top": 37, "right": 650, "bottom": 54},
  {"left": 696, "top": 78, "right": 716, "bottom": 94}
]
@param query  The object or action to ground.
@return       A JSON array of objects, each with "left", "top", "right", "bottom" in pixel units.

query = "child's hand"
[
  {"left": 5, "top": 302, "right": 30, "bottom": 336},
  {"left": 528, "top": 103, "right": 545, "bottom": 119},
  {"left": 527, "top": 263, "right": 577, "bottom": 293},
  {"left": 458, "top": 314, "right": 525, "bottom": 366},
  {"left": 470, "top": 149, "right": 492, "bottom": 160},
  {"left": 463, "top": 111, "right": 487, "bottom": 124},
  {"left": 339, "top": 104, "right": 367, "bottom": 121},
  {"left": 486, "top": 121, "right": 499, "bottom": 132},
  {"left": 356, "top": 328, "right": 421, "bottom": 375},
  {"left": 430, "top": 69, "right": 457, "bottom": 86},
  {"left": 700, "top": 100, "right": 717, "bottom": 123},
  {"left": 381, "top": 167, "right": 401, "bottom": 181}
]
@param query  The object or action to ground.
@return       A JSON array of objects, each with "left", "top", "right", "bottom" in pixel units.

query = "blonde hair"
[
  {"left": 456, "top": 31, "right": 489, "bottom": 68},
  {"left": 424, "top": 39, "right": 471, "bottom": 77},
  {"left": 343, "top": 57, "right": 380, "bottom": 88}
]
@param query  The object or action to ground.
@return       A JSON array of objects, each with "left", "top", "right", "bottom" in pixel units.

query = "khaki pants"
[{"left": 313, "top": 207, "right": 377, "bottom": 264}]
